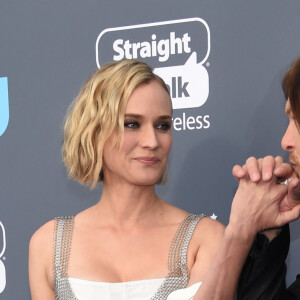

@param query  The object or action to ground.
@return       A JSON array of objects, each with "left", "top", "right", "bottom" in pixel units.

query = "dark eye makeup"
[
  {"left": 155, "top": 122, "right": 171, "bottom": 131},
  {"left": 124, "top": 121, "right": 140, "bottom": 129},
  {"left": 124, "top": 119, "right": 171, "bottom": 131}
]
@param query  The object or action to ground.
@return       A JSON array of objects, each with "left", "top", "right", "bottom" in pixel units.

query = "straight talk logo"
[
  {"left": 96, "top": 18, "right": 211, "bottom": 132},
  {"left": 0, "top": 221, "right": 6, "bottom": 294}
]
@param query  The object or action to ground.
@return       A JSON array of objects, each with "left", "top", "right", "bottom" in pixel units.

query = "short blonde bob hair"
[{"left": 62, "top": 59, "right": 170, "bottom": 189}]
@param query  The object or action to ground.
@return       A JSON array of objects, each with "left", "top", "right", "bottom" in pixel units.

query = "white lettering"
[
  {"left": 132, "top": 42, "right": 141, "bottom": 59},
  {"left": 157, "top": 39, "right": 170, "bottom": 62},
  {"left": 112, "top": 32, "right": 191, "bottom": 62},
  {"left": 186, "top": 116, "right": 195, "bottom": 130},
  {"left": 113, "top": 39, "right": 125, "bottom": 61},
  {"left": 173, "top": 117, "right": 182, "bottom": 131},
  {"left": 123, "top": 40, "right": 132, "bottom": 59},
  {"left": 196, "top": 116, "right": 203, "bottom": 129},
  {"left": 203, "top": 115, "right": 210, "bottom": 128},
  {"left": 172, "top": 114, "right": 210, "bottom": 131},
  {"left": 140, "top": 42, "right": 151, "bottom": 58},
  {"left": 151, "top": 34, "right": 157, "bottom": 56},
  {"left": 170, "top": 32, "right": 183, "bottom": 55},
  {"left": 182, "top": 33, "right": 191, "bottom": 53}
]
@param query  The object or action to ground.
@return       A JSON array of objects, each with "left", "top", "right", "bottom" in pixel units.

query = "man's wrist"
[{"left": 225, "top": 223, "right": 256, "bottom": 247}]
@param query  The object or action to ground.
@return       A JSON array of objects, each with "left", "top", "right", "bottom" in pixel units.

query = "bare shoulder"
[
  {"left": 197, "top": 216, "right": 225, "bottom": 240},
  {"left": 29, "top": 219, "right": 55, "bottom": 253},
  {"left": 188, "top": 215, "right": 225, "bottom": 246},
  {"left": 190, "top": 216, "right": 225, "bottom": 253},
  {"left": 29, "top": 219, "right": 56, "bottom": 293}
]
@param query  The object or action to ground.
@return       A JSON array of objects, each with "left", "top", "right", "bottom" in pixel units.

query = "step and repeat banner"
[{"left": 1, "top": 1, "right": 300, "bottom": 298}]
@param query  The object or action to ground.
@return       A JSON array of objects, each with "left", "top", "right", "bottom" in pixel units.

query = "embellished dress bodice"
[{"left": 53, "top": 214, "right": 204, "bottom": 300}]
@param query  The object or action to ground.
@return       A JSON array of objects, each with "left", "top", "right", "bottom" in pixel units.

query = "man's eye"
[
  {"left": 156, "top": 122, "right": 171, "bottom": 131},
  {"left": 124, "top": 121, "right": 139, "bottom": 129}
]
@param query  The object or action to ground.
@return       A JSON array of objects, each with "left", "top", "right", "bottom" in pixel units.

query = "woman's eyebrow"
[
  {"left": 124, "top": 114, "right": 172, "bottom": 119},
  {"left": 124, "top": 113, "right": 142, "bottom": 118},
  {"left": 158, "top": 115, "right": 172, "bottom": 120}
]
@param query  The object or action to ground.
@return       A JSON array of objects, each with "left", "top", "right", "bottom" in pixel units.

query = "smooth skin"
[{"left": 29, "top": 80, "right": 225, "bottom": 299}]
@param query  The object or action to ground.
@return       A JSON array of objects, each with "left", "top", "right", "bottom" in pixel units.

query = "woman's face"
[{"left": 103, "top": 80, "right": 172, "bottom": 186}]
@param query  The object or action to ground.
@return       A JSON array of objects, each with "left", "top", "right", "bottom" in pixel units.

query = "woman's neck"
[{"left": 95, "top": 182, "right": 165, "bottom": 228}]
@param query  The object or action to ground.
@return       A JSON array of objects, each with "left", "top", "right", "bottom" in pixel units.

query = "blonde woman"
[{"left": 29, "top": 60, "right": 225, "bottom": 300}]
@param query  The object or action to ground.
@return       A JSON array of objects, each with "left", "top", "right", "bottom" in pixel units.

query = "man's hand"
[
  {"left": 232, "top": 156, "right": 300, "bottom": 211},
  {"left": 229, "top": 172, "right": 300, "bottom": 239},
  {"left": 231, "top": 156, "right": 300, "bottom": 241}
]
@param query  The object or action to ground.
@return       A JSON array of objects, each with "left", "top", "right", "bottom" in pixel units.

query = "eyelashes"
[
  {"left": 156, "top": 122, "right": 171, "bottom": 131},
  {"left": 124, "top": 120, "right": 171, "bottom": 131},
  {"left": 124, "top": 121, "right": 139, "bottom": 129}
]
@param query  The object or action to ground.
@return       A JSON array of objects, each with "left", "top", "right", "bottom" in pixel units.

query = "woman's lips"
[{"left": 134, "top": 157, "right": 160, "bottom": 165}]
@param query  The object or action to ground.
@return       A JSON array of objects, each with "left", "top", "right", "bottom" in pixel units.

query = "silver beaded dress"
[{"left": 53, "top": 214, "right": 204, "bottom": 300}]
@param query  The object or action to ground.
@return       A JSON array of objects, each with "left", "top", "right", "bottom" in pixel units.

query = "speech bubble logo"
[
  {"left": 0, "top": 77, "right": 9, "bottom": 136},
  {"left": 154, "top": 52, "right": 209, "bottom": 109},
  {"left": 0, "top": 222, "right": 6, "bottom": 294},
  {"left": 96, "top": 17, "right": 210, "bottom": 69}
]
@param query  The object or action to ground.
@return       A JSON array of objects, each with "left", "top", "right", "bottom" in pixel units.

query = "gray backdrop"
[{"left": 1, "top": 1, "right": 300, "bottom": 298}]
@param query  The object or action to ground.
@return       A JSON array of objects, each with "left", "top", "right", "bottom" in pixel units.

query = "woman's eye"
[
  {"left": 156, "top": 122, "right": 171, "bottom": 131},
  {"left": 124, "top": 121, "right": 139, "bottom": 129}
]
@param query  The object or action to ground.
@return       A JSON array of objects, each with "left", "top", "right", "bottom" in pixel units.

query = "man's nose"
[{"left": 281, "top": 123, "right": 295, "bottom": 152}]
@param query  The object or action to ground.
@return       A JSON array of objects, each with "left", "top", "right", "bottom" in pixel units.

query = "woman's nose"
[{"left": 140, "top": 126, "right": 159, "bottom": 149}]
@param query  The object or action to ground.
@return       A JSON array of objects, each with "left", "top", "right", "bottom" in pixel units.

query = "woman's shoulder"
[
  {"left": 29, "top": 219, "right": 56, "bottom": 255},
  {"left": 29, "top": 219, "right": 57, "bottom": 289},
  {"left": 30, "top": 216, "right": 75, "bottom": 249},
  {"left": 184, "top": 215, "right": 225, "bottom": 257},
  {"left": 194, "top": 215, "right": 225, "bottom": 242},
  {"left": 197, "top": 215, "right": 225, "bottom": 231},
  {"left": 163, "top": 201, "right": 224, "bottom": 234}
]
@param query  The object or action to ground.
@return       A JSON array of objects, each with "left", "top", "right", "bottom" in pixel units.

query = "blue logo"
[{"left": 0, "top": 77, "right": 9, "bottom": 136}]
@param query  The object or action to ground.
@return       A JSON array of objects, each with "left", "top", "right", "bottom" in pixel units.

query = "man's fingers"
[
  {"left": 275, "top": 155, "right": 284, "bottom": 165},
  {"left": 261, "top": 156, "right": 276, "bottom": 181},
  {"left": 232, "top": 165, "right": 246, "bottom": 180},
  {"left": 233, "top": 155, "right": 291, "bottom": 183},
  {"left": 246, "top": 157, "right": 261, "bottom": 182},
  {"left": 279, "top": 203, "right": 300, "bottom": 226},
  {"left": 274, "top": 155, "right": 293, "bottom": 178}
]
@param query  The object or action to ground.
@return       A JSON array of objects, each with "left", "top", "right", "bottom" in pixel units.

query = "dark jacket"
[{"left": 237, "top": 225, "right": 300, "bottom": 300}]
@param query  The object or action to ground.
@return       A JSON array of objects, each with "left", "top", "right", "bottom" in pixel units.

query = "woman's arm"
[
  {"left": 28, "top": 220, "right": 55, "bottom": 300},
  {"left": 192, "top": 223, "right": 255, "bottom": 300},
  {"left": 188, "top": 217, "right": 225, "bottom": 287}
]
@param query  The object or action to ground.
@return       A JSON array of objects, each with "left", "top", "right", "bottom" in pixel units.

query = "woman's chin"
[{"left": 132, "top": 176, "right": 162, "bottom": 186}]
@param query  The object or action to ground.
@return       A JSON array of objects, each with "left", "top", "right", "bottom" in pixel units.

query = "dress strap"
[
  {"left": 151, "top": 214, "right": 205, "bottom": 300},
  {"left": 168, "top": 214, "right": 205, "bottom": 278},
  {"left": 53, "top": 216, "right": 77, "bottom": 300}
]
